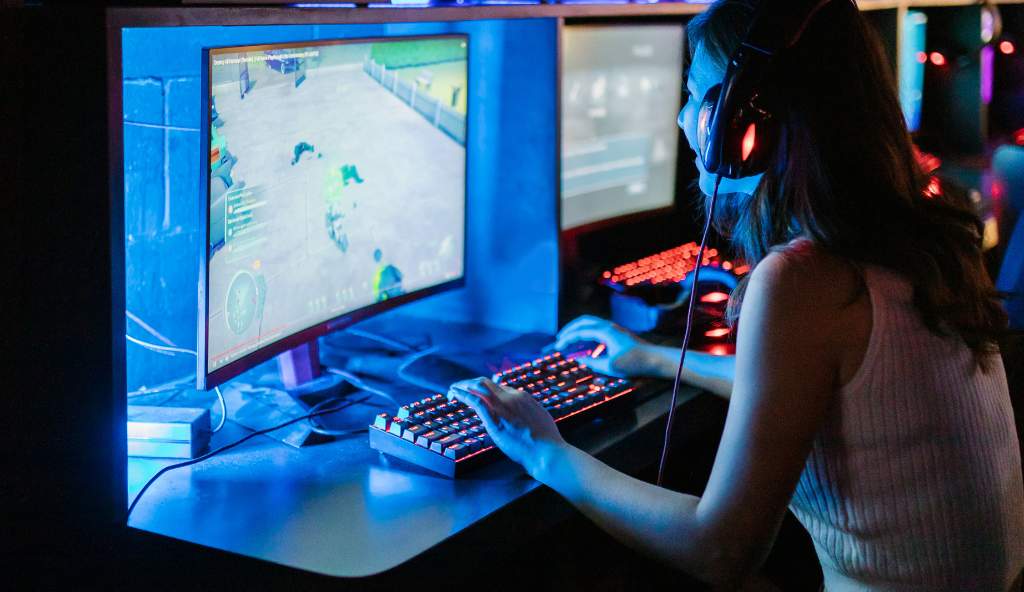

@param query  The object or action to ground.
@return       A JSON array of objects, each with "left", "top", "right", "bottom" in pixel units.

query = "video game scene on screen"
[
  {"left": 206, "top": 37, "right": 467, "bottom": 372},
  {"left": 561, "top": 25, "right": 684, "bottom": 229}
]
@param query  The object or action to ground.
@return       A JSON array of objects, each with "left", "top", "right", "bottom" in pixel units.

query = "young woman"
[{"left": 451, "top": 1, "right": 1024, "bottom": 589}]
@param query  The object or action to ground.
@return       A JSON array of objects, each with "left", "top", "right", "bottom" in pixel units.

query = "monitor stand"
[
  {"left": 223, "top": 340, "right": 375, "bottom": 448},
  {"left": 278, "top": 340, "right": 323, "bottom": 390}
]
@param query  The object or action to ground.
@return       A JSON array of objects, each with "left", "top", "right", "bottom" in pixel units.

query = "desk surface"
[{"left": 127, "top": 319, "right": 698, "bottom": 579}]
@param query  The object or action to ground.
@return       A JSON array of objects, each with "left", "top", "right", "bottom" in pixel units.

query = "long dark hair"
[{"left": 688, "top": 0, "right": 1007, "bottom": 365}]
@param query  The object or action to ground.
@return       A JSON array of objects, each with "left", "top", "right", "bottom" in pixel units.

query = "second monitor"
[{"left": 560, "top": 23, "right": 686, "bottom": 231}]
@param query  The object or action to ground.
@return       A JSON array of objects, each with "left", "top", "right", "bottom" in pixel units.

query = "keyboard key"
[
  {"left": 566, "top": 385, "right": 589, "bottom": 396},
  {"left": 415, "top": 430, "right": 441, "bottom": 448},
  {"left": 438, "top": 433, "right": 463, "bottom": 447},
  {"left": 388, "top": 418, "right": 406, "bottom": 437},
  {"left": 402, "top": 424, "right": 427, "bottom": 442},
  {"left": 373, "top": 413, "right": 390, "bottom": 431},
  {"left": 443, "top": 443, "right": 471, "bottom": 460},
  {"left": 421, "top": 419, "right": 443, "bottom": 431}
]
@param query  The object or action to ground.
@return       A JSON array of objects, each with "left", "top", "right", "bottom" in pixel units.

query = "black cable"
[
  {"left": 125, "top": 397, "right": 366, "bottom": 522},
  {"left": 657, "top": 174, "right": 723, "bottom": 487},
  {"left": 306, "top": 394, "right": 388, "bottom": 436}
]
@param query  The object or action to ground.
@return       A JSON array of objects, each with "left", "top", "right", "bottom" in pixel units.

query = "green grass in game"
[
  {"left": 370, "top": 39, "right": 468, "bottom": 115},
  {"left": 370, "top": 39, "right": 466, "bottom": 69}
]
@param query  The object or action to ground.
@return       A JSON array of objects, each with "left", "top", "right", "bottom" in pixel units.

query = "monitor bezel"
[
  {"left": 558, "top": 18, "right": 690, "bottom": 235},
  {"left": 198, "top": 33, "right": 470, "bottom": 390}
]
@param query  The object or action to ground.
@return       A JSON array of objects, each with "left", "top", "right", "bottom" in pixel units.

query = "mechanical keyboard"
[
  {"left": 368, "top": 351, "right": 660, "bottom": 477},
  {"left": 600, "top": 242, "right": 749, "bottom": 290}
]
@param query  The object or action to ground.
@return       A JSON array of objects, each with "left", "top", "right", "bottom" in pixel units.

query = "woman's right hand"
[{"left": 553, "top": 315, "right": 653, "bottom": 378}]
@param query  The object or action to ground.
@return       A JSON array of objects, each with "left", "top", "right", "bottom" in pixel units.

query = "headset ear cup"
[
  {"left": 697, "top": 84, "right": 722, "bottom": 173},
  {"left": 732, "top": 99, "right": 778, "bottom": 178}
]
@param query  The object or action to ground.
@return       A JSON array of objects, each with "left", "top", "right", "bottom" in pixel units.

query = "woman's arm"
[
  {"left": 550, "top": 316, "right": 735, "bottom": 398},
  {"left": 640, "top": 344, "right": 735, "bottom": 399},
  {"left": 451, "top": 248, "right": 853, "bottom": 588}
]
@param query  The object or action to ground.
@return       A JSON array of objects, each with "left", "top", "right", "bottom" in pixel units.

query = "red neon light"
[
  {"left": 741, "top": 124, "right": 757, "bottom": 162},
  {"left": 930, "top": 52, "right": 947, "bottom": 67},
  {"left": 1015, "top": 128, "right": 1024, "bottom": 146},
  {"left": 1000, "top": 41, "right": 1016, "bottom": 55},
  {"left": 924, "top": 176, "right": 942, "bottom": 199},
  {"left": 913, "top": 146, "right": 942, "bottom": 174},
  {"left": 708, "top": 345, "right": 731, "bottom": 356},
  {"left": 916, "top": 51, "right": 928, "bottom": 64},
  {"left": 992, "top": 180, "right": 1005, "bottom": 200},
  {"left": 704, "top": 328, "right": 732, "bottom": 338},
  {"left": 700, "top": 291, "right": 730, "bottom": 304}
]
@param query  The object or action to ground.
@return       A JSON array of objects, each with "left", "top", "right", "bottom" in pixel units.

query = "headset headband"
[{"left": 702, "top": 0, "right": 853, "bottom": 177}]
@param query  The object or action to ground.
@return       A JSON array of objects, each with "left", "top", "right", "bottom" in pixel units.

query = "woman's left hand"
[{"left": 448, "top": 377, "right": 566, "bottom": 477}]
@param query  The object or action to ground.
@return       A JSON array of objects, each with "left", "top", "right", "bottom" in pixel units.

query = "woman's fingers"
[
  {"left": 448, "top": 378, "right": 496, "bottom": 417},
  {"left": 553, "top": 326, "right": 611, "bottom": 351},
  {"left": 578, "top": 355, "right": 616, "bottom": 376},
  {"left": 478, "top": 378, "right": 508, "bottom": 398},
  {"left": 558, "top": 315, "right": 606, "bottom": 336},
  {"left": 449, "top": 387, "right": 498, "bottom": 425}
]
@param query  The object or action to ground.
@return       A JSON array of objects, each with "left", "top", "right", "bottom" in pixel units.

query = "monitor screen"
[
  {"left": 560, "top": 24, "right": 685, "bottom": 231},
  {"left": 201, "top": 35, "right": 467, "bottom": 387}
]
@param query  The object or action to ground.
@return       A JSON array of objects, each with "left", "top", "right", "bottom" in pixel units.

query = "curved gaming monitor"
[
  {"left": 198, "top": 35, "right": 468, "bottom": 390},
  {"left": 560, "top": 23, "right": 685, "bottom": 231}
]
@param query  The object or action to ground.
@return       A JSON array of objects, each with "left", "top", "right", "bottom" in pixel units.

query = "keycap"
[
  {"left": 415, "top": 430, "right": 441, "bottom": 448},
  {"left": 443, "top": 443, "right": 471, "bottom": 460},
  {"left": 430, "top": 432, "right": 463, "bottom": 454},
  {"left": 373, "top": 413, "right": 390, "bottom": 431},
  {"left": 402, "top": 424, "right": 427, "bottom": 442},
  {"left": 421, "top": 419, "right": 443, "bottom": 431},
  {"left": 437, "top": 433, "right": 463, "bottom": 448}
]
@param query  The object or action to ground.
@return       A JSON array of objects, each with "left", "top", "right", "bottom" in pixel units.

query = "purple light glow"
[{"left": 982, "top": 45, "right": 994, "bottom": 104}]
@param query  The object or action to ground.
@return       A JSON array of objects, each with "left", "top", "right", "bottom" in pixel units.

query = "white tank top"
[{"left": 788, "top": 265, "right": 1024, "bottom": 591}]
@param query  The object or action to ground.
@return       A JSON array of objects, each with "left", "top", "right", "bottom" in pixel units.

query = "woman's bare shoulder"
[{"left": 751, "top": 239, "right": 864, "bottom": 313}]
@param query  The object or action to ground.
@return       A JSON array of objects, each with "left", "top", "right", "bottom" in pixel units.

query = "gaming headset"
[
  {"left": 657, "top": 0, "right": 853, "bottom": 485},
  {"left": 696, "top": 0, "right": 851, "bottom": 179}
]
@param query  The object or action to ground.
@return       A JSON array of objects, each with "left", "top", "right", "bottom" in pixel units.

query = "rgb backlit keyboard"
[
  {"left": 368, "top": 351, "right": 659, "bottom": 477},
  {"left": 601, "top": 242, "right": 749, "bottom": 290}
]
